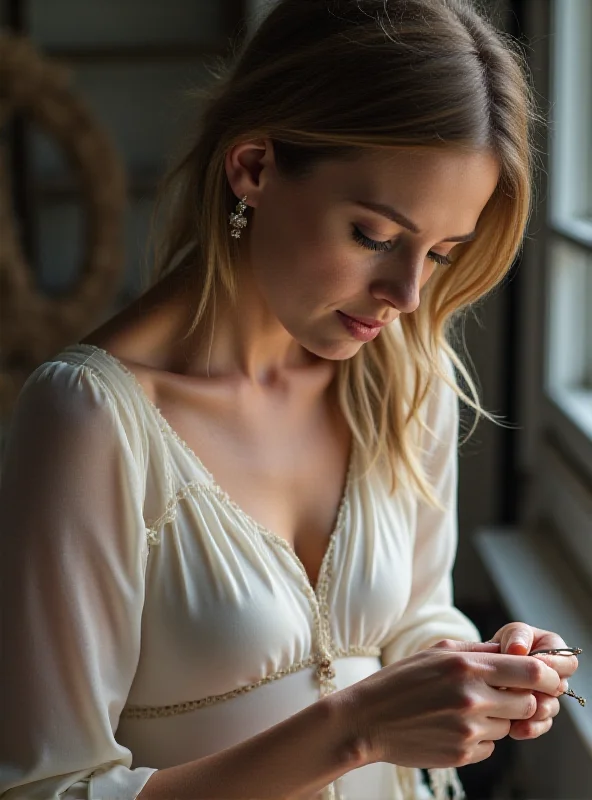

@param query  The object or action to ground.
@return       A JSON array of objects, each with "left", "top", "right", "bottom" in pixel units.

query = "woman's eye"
[
  {"left": 351, "top": 225, "right": 453, "bottom": 267},
  {"left": 426, "top": 251, "right": 453, "bottom": 267},
  {"left": 351, "top": 225, "right": 393, "bottom": 252}
]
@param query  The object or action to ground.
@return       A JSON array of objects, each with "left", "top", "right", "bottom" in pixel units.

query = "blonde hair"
[{"left": 145, "top": 0, "right": 537, "bottom": 507}]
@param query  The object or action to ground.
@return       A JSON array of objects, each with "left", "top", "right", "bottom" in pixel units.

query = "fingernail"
[{"left": 508, "top": 639, "right": 529, "bottom": 653}]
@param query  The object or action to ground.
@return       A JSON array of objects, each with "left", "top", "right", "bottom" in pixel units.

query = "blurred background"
[{"left": 0, "top": 1, "right": 590, "bottom": 797}]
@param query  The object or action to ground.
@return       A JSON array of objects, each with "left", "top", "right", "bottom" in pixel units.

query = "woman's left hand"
[{"left": 487, "top": 623, "right": 580, "bottom": 741}]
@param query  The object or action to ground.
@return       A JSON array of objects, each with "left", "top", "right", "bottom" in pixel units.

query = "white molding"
[
  {"left": 550, "top": 217, "right": 592, "bottom": 250},
  {"left": 549, "top": 0, "right": 592, "bottom": 227},
  {"left": 543, "top": 391, "right": 592, "bottom": 481},
  {"left": 545, "top": 240, "right": 589, "bottom": 388}
]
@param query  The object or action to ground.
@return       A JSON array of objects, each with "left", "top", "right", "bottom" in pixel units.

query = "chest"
[
  {"left": 125, "top": 455, "right": 416, "bottom": 720},
  {"left": 147, "top": 372, "right": 352, "bottom": 589}
]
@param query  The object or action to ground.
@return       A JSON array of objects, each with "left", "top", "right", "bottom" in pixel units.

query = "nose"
[{"left": 369, "top": 261, "right": 424, "bottom": 315}]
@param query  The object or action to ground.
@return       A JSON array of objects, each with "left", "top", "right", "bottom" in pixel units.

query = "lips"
[
  {"left": 337, "top": 311, "right": 385, "bottom": 342},
  {"left": 339, "top": 312, "right": 388, "bottom": 328}
]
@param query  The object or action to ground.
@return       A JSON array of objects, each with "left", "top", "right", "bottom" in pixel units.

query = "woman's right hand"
[{"left": 339, "top": 639, "right": 565, "bottom": 770}]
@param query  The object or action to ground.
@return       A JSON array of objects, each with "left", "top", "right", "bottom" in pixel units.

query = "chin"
[{"left": 301, "top": 337, "right": 362, "bottom": 362}]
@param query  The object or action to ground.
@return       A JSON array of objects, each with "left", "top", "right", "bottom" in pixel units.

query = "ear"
[{"left": 224, "top": 138, "right": 275, "bottom": 209}]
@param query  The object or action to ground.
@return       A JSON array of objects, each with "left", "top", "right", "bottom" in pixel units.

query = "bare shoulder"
[
  {"left": 82, "top": 265, "right": 198, "bottom": 398},
  {"left": 82, "top": 333, "right": 158, "bottom": 405},
  {"left": 80, "top": 294, "right": 171, "bottom": 407}
]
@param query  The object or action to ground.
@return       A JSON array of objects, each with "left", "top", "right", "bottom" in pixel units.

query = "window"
[
  {"left": 546, "top": 0, "right": 592, "bottom": 437},
  {"left": 531, "top": 0, "right": 592, "bottom": 583}
]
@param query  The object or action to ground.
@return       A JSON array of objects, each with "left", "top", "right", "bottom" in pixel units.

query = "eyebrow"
[{"left": 354, "top": 200, "right": 477, "bottom": 243}]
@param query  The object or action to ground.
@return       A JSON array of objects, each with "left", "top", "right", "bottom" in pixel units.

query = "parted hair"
[{"left": 145, "top": 0, "right": 537, "bottom": 507}]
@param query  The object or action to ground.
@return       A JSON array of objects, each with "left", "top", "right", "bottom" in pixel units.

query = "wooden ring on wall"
[{"left": 0, "top": 32, "right": 127, "bottom": 421}]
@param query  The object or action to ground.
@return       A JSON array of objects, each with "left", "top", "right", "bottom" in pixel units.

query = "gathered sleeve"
[
  {"left": 0, "top": 361, "right": 158, "bottom": 799},
  {"left": 381, "top": 358, "right": 482, "bottom": 667}
]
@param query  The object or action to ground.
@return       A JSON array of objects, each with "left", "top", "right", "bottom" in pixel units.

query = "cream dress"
[{"left": 0, "top": 342, "right": 482, "bottom": 800}]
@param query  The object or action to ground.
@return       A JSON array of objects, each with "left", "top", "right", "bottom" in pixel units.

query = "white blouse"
[{"left": 0, "top": 342, "right": 482, "bottom": 800}]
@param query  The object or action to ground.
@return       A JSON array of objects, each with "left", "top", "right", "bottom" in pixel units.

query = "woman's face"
[{"left": 231, "top": 143, "right": 500, "bottom": 361}]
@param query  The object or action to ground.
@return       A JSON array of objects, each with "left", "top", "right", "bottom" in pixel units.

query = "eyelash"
[{"left": 351, "top": 225, "right": 453, "bottom": 267}]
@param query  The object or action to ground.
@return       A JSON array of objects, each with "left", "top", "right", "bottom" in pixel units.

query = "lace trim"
[
  {"left": 426, "top": 766, "right": 467, "bottom": 799},
  {"left": 145, "top": 478, "right": 207, "bottom": 545},
  {"left": 121, "top": 645, "right": 381, "bottom": 720},
  {"left": 328, "top": 766, "right": 466, "bottom": 800},
  {"left": 144, "top": 437, "right": 355, "bottom": 551},
  {"left": 387, "top": 766, "right": 466, "bottom": 800}
]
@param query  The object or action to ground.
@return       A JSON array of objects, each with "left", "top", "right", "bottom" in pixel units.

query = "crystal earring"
[{"left": 229, "top": 195, "right": 248, "bottom": 239}]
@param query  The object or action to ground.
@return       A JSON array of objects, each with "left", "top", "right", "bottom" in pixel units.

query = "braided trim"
[
  {"left": 145, "top": 478, "right": 207, "bottom": 546},
  {"left": 120, "top": 645, "right": 381, "bottom": 720}
]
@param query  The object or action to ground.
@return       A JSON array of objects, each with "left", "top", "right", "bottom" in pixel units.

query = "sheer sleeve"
[
  {"left": 0, "top": 360, "right": 158, "bottom": 799},
  {"left": 381, "top": 356, "right": 482, "bottom": 667}
]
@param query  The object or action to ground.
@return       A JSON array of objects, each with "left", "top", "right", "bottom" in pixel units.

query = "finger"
[
  {"left": 484, "top": 654, "right": 563, "bottom": 695},
  {"left": 429, "top": 639, "right": 501, "bottom": 652},
  {"left": 528, "top": 692, "right": 560, "bottom": 722},
  {"left": 527, "top": 632, "right": 568, "bottom": 651},
  {"left": 484, "top": 687, "right": 537, "bottom": 721},
  {"left": 528, "top": 679, "right": 569, "bottom": 698},
  {"left": 500, "top": 624, "right": 534, "bottom": 655},
  {"left": 482, "top": 717, "right": 512, "bottom": 742},
  {"left": 509, "top": 717, "right": 554, "bottom": 740},
  {"left": 531, "top": 652, "right": 579, "bottom": 680},
  {"left": 494, "top": 689, "right": 560, "bottom": 722}
]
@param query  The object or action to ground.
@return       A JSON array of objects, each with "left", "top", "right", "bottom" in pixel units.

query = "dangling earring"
[{"left": 229, "top": 195, "right": 248, "bottom": 239}]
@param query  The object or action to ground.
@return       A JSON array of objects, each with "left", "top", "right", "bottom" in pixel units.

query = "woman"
[{"left": 0, "top": 1, "right": 578, "bottom": 799}]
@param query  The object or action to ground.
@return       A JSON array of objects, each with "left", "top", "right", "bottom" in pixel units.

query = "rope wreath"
[{"left": 0, "top": 31, "right": 127, "bottom": 421}]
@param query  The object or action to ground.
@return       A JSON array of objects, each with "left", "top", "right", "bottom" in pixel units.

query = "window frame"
[{"left": 519, "top": 0, "right": 592, "bottom": 581}]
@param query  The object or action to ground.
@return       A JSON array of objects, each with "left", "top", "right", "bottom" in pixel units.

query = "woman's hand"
[
  {"left": 486, "top": 623, "right": 579, "bottom": 740},
  {"left": 340, "top": 639, "right": 564, "bottom": 770}
]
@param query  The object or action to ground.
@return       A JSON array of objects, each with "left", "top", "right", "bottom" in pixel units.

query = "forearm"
[{"left": 137, "top": 692, "right": 365, "bottom": 800}]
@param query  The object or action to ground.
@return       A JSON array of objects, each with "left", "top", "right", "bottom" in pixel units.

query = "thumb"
[
  {"left": 497, "top": 627, "right": 533, "bottom": 656},
  {"left": 429, "top": 639, "right": 501, "bottom": 652}
]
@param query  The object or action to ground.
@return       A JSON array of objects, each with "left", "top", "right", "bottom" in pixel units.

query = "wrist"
[{"left": 326, "top": 687, "right": 375, "bottom": 770}]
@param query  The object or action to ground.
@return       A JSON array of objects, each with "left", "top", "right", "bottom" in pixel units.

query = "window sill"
[{"left": 473, "top": 526, "right": 592, "bottom": 759}]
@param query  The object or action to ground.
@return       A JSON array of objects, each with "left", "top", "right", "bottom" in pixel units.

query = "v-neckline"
[{"left": 65, "top": 342, "right": 355, "bottom": 595}]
